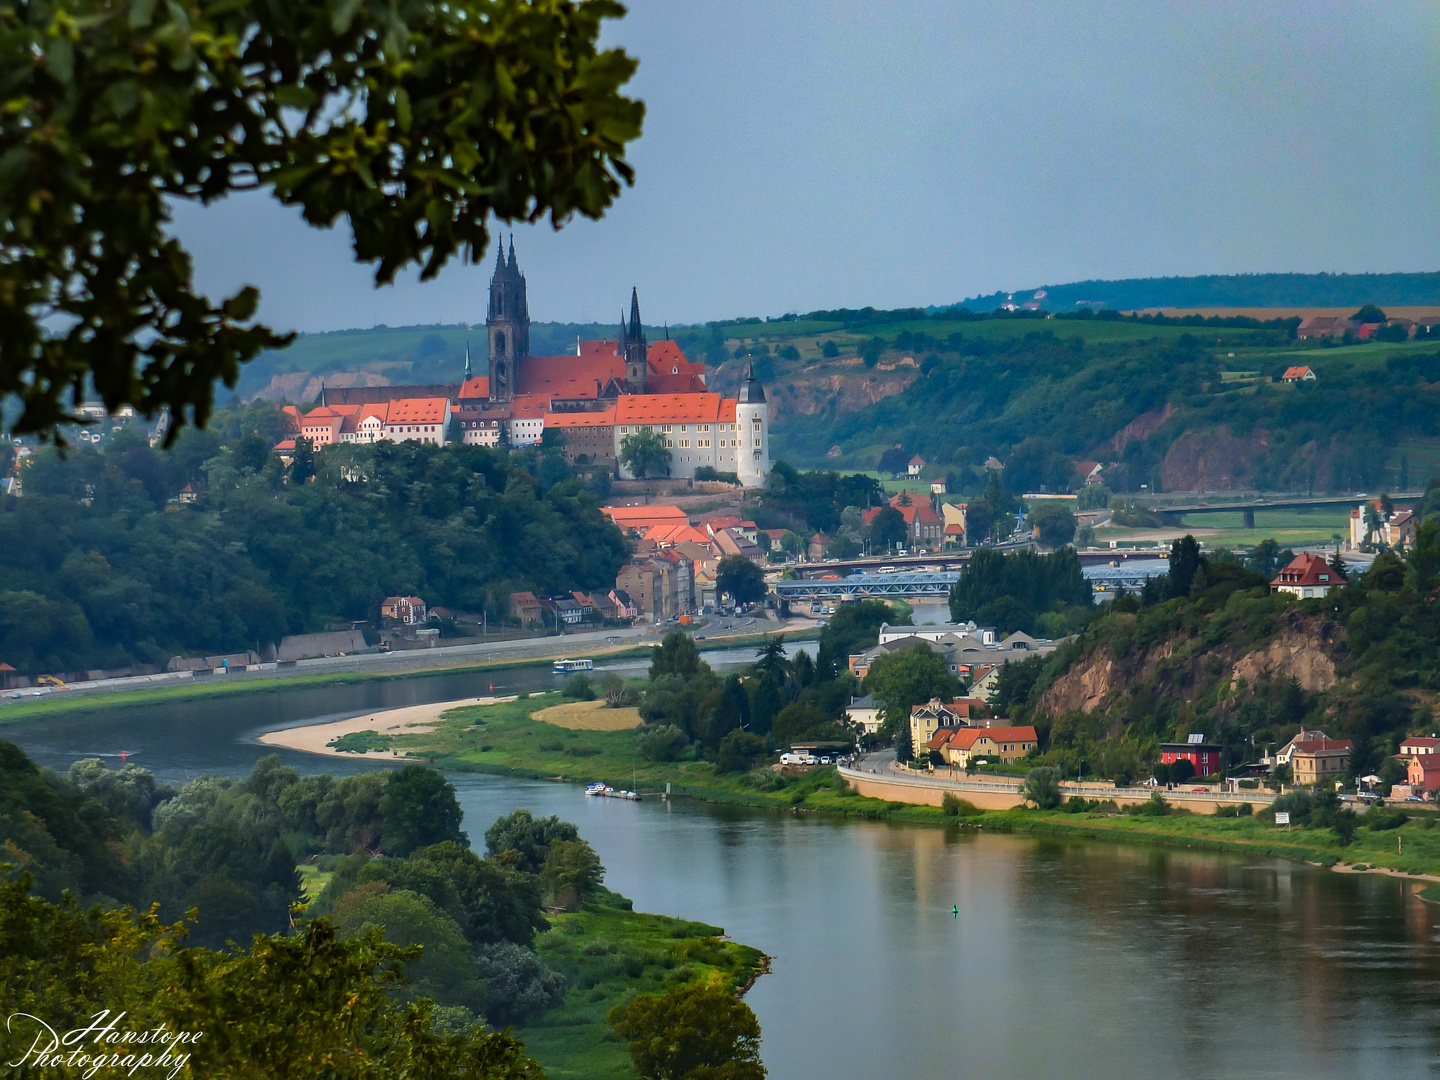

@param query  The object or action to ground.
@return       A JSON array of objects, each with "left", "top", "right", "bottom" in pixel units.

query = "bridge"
[
  {"left": 1157, "top": 491, "right": 1421, "bottom": 529},
  {"left": 773, "top": 571, "right": 960, "bottom": 601}
]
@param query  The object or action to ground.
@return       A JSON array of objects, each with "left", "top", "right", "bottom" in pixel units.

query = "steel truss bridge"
[{"left": 774, "top": 571, "right": 960, "bottom": 601}]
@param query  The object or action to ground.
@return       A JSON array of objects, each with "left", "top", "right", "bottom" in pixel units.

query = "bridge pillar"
[{"left": 1243, "top": 508, "right": 1255, "bottom": 530}]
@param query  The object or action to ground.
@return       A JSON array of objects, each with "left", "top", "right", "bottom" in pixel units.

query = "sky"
[{"left": 169, "top": 0, "right": 1440, "bottom": 332}]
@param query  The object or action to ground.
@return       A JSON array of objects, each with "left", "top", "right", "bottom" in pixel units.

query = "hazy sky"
[{"left": 170, "top": 0, "right": 1440, "bottom": 332}]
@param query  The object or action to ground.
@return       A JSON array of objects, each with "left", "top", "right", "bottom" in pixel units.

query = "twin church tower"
[{"left": 484, "top": 238, "right": 651, "bottom": 402}]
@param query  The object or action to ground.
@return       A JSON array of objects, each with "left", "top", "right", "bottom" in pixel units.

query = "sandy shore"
[{"left": 258, "top": 696, "right": 515, "bottom": 758}]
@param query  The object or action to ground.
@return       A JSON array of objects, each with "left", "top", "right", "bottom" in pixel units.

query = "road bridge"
[{"left": 1157, "top": 491, "right": 1421, "bottom": 529}]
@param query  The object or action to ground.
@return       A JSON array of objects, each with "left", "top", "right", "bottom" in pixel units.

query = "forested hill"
[
  {"left": 0, "top": 403, "right": 627, "bottom": 676},
  {"left": 954, "top": 271, "right": 1440, "bottom": 312},
  {"left": 994, "top": 530, "right": 1440, "bottom": 790},
  {"left": 768, "top": 319, "right": 1440, "bottom": 490}
]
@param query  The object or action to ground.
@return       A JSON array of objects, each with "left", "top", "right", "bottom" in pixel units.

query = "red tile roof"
[
  {"left": 518, "top": 353, "right": 621, "bottom": 399},
  {"left": 1271, "top": 553, "right": 1346, "bottom": 588},
  {"left": 385, "top": 397, "right": 449, "bottom": 424},
  {"left": 614, "top": 393, "right": 725, "bottom": 424},
  {"left": 1291, "top": 737, "right": 1353, "bottom": 754},
  {"left": 942, "top": 725, "right": 1039, "bottom": 751},
  {"left": 458, "top": 376, "right": 490, "bottom": 399},
  {"left": 1281, "top": 365, "right": 1314, "bottom": 380},
  {"left": 543, "top": 407, "right": 616, "bottom": 428},
  {"left": 602, "top": 505, "right": 690, "bottom": 530},
  {"left": 509, "top": 394, "right": 550, "bottom": 420}
]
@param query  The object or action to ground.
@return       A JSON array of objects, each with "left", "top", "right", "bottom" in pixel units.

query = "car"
[
  {"left": 1191, "top": 788, "right": 1207, "bottom": 793},
  {"left": 1406, "top": 795, "right": 1425, "bottom": 802},
  {"left": 820, "top": 756, "right": 832, "bottom": 765}
]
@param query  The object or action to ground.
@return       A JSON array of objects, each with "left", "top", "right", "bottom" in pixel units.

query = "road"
[{"left": 0, "top": 612, "right": 797, "bottom": 706}]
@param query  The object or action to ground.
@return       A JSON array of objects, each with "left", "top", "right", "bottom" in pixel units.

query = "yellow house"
[{"left": 940, "top": 725, "right": 1039, "bottom": 767}]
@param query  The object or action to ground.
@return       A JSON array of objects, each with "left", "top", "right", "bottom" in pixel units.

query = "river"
[{"left": 9, "top": 645, "right": 1440, "bottom": 1078}]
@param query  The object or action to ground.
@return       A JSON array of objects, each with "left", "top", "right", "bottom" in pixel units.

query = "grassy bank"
[
  {"left": 387, "top": 695, "right": 1440, "bottom": 881},
  {"left": 518, "top": 888, "right": 764, "bottom": 1080},
  {"left": 391, "top": 694, "right": 895, "bottom": 816}
]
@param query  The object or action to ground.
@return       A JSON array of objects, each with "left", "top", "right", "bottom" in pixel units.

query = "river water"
[{"left": 9, "top": 645, "right": 1440, "bottom": 1078}]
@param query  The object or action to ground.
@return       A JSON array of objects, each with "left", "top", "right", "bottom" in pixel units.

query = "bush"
[
  {"left": 562, "top": 673, "right": 597, "bottom": 700},
  {"left": 474, "top": 941, "right": 568, "bottom": 1027},
  {"left": 635, "top": 724, "right": 688, "bottom": 762},
  {"left": 941, "top": 792, "right": 979, "bottom": 817},
  {"left": 1366, "top": 808, "right": 1407, "bottom": 831},
  {"left": 1126, "top": 793, "right": 1170, "bottom": 817}
]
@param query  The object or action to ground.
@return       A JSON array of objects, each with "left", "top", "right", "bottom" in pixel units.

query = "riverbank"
[
  {"left": 0, "top": 627, "right": 810, "bottom": 725},
  {"left": 520, "top": 888, "right": 765, "bottom": 1080},
  {"left": 392, "top": 695, "right": 1440, "bottom": 882}
]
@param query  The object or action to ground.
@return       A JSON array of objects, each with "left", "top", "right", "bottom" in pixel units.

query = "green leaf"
[
  {"left": 331, "top": 0, "right": 365, "bottom": 35},
  {"left": 104, "top": 79, "right": 142, "bottom": 118},
  {"left": 128, "top": 0, "right": 159, "bottom": 29},
  {"left": 274, "top": 85, "right": 318, "bottom": 111},
  {"left": 0, "top": 146, "right": 30, "bottom": 191},
  {"left": 394, "top": 87, "right": 412, "bottom": 131},
  {"left": 45, "top": 36, "right": 74, "bottom": 85}
]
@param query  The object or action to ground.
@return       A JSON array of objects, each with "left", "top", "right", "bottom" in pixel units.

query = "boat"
[
  {"left": 585, "top": 783, "right": 642, "bottom": 801},
  {"left": 553, "top": 658, "right": 594, "bottom": 673}
]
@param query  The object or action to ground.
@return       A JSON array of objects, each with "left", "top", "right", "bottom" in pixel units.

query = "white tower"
[{"left": 735, "top": 363, "right": 769, "bottom": 488}]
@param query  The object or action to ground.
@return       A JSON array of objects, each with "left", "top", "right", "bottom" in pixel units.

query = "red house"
[{"left": 1159, "top": 735, "right": 1224, "bottom": 777}]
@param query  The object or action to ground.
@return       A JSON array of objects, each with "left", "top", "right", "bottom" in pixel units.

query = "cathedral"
[{"left": 296, "top": 241, "right": 770, "bottom": 486}]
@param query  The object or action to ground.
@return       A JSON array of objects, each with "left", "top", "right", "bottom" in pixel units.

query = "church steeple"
[
  {"left": 463, "top": 339, "right": 472, "bottom": 380},
  {"left": 624, "top": 288, "right": 647, "bottom": 393},
  {"left": 486, "top": 238, "right": 529, "bottom": 402}
]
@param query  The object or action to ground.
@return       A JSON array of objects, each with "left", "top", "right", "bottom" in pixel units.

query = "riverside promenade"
[{"left": 840, "top": 756, "right": 1279, "bottom": 816}]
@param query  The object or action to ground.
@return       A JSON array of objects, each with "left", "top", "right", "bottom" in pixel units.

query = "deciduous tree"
[
  {"left": 1, "top": 0, "right": 643, "bottom": 442},
  {"left": 609, "top": 981, "right": 766, "bottom": 1080}
]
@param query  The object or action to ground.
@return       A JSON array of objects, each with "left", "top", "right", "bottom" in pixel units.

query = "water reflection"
[{"left": 8, "top": 646, "right": 1440, "bottom": 1077}]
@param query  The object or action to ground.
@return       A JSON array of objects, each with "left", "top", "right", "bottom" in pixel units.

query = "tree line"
[{"left": 0, "top": 402, "right": 628, "bottom": 674}]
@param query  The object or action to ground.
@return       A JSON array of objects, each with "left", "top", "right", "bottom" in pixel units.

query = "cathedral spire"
[
  {"left": 619, "top": 310, "right": 628, "bottom": 351},
  {"left": 628, "top": 287, "right": 642, "bottom": 340},
  {"left": 507, "top": 234, "right": 516, "bottom": 268},
  {"left": 494, "top": 239, "right": 505, "bottom": 273},
  {"left": 464, "top": 339, "right": 472, "bottom": 380}
]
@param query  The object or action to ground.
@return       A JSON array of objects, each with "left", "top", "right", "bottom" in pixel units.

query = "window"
[
  {"left": 663, "top": 425, "right": 672, "bottom": 433},
  {"left": 620, "top": 426, "right": 628, "bottom": 434},
  {"left": 680, "top": 425, "right": 688, "bottom": 432},
  {"left": 700, "top": 424, "right": 710, "bottom": 431}
]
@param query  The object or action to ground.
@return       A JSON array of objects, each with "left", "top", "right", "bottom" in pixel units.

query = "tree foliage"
[
  {"left": 620, "top": 428, "right": 672, "bottom": 478},
  {"left": 948, "top": 548, "right": 1092, "bottom": 636},
  {"left": 862, "top": 644, "right": 961, "bottom": 737},
  {"left": 0, "top": 420, "right": 629, "bottom": 674},
  {"left": 1, "top": 0, "right": 643, "bottom": 442},
  {"left": 609, "top": 981, "right": 766, "bottom": 1080},
  {"left": 0, "top": 878, "right": 545, "bottom": 1079},
  {"left": 716, "top": 555, "right": 766, "bottom": 606},
  {"left": 381, "top": 766, "right": 467, "bottom": 858}
]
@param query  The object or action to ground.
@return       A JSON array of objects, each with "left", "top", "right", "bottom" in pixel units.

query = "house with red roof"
[
  {"left": 936, "top": 725, "right": 1039, "bottom": 768},
  {"left": 1281, "top": 365, "right": 1317, "bottom": 382},
  {"left": 862, "top": 492, "right": 945, "bottom": 551},
  {"left": 1270, "top": 553, "right": 1345, "bottom": 599},
  {"left": 1291, "top": 736, "right": 1352, "bottom": 786}
]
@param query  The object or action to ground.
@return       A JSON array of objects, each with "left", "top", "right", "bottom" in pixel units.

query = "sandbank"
[{"left": 257, "top": 695, "right": 516, "bottom": 758}]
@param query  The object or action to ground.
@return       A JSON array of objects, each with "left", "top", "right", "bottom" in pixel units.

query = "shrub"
[
  {"left": 635, "top": 724, "right": 688, "bottom": 762},
  {"left": 563, "top": 673, "right": 597, "bottom": 700},
  {"left": 941, "top": 792, "right": 979, "bottom": 817},
  {"left": 1366, "top": 808, "right": 1407, "bottom": 831},
  {"left": 474, "top": 941, "right": 568, "bottom": 1027}
]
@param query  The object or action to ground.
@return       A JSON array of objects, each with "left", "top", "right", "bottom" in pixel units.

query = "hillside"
[
  {"left": 953, "top": 271, "right": 1440, "bottom": 313},
  {"left": 994, "top": 534, "right": 1440, "bottom": 786}
]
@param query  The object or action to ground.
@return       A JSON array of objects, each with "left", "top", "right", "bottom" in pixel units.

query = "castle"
[{"left": 284, "top": 241, "right": 770, "bottom": 486}]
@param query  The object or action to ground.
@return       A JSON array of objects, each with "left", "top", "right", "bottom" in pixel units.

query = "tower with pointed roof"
[
  {"left": 623, "top": 287, "right": 647, "bottom": 393},
  {"left": 735, "top": 362, "right": 769, "bottom": 488},
  {"left": 486, "top": 236, "right": 529, "bottom": 402}
]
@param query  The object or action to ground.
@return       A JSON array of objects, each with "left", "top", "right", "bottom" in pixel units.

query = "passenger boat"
[{"left": 553, "top": 658, "right": 594, "bottom": 673}]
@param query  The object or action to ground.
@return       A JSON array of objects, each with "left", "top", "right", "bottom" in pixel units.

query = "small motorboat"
[{"left": 554, "top": 658, "right": 594, "bottom": 673}]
